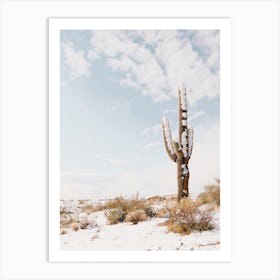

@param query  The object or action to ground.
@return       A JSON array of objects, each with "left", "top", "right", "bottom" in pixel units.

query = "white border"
[{"left": 49, "top": 18, "right": 231, "bottom": 262}]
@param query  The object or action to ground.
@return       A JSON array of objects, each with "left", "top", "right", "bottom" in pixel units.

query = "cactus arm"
[{"left": 162, "top": 117, "right": 177, "bottom": 162}]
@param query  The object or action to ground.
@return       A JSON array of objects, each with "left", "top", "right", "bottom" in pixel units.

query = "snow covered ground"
[{"left": 60, "top": 199, "right": 220, "bottom": 251}]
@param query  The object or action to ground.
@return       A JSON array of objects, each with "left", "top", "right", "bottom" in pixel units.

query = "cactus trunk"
[
  {"left": 176, "top": 153, "right": 190, "bottom": 200},
  {"left": 176, "top": 156, "right": 184, "bottom": 201},
  {"left": 162, "top": 84, "right": 193, "bottom": 201}
]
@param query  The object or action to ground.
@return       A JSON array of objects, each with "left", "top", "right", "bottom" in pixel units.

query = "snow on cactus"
[{"left": 162, "top": 84, "right": 194, "bottom": 201}]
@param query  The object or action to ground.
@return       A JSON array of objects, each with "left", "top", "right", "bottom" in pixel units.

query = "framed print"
[
  {"left": 1, "top": 0, "right": 279, "bottom": 279},
  {"left": 49, "top": 18, "right": 231, "bottom": 262}
]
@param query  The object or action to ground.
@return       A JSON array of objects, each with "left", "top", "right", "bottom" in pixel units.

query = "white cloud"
[
  {"left": 86, "top": 49, "right": 100, "bottom": 61},
  {"left": 189, "top": 30, "right": 220, "bottom": 73},
  {"left": 89, "top": 30, "right": 219, "bottom": 104},
  {"left": 143, "top": 142, "right": 161, "bottom": 149},
  {"left": 189, "top": 110, "right": 206, "bottom": 121},
  {"left": 141, "top": 123, "right": 161, "bottom": 136},
  {"left": 62, "top": 41, "right": 92, "bottom": 79}
]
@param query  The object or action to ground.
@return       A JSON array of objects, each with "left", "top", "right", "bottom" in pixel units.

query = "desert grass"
[
  {"left": 60, "top": 181, "right": 219, "bottom": 232},
  {"left": 70, "top": 222, "right": 80, "bottom": 232},
  {"left": 60, "top": 207, "right": 74, "bottom": 215},
  {"left": 60, "top": 217, "right": 79, "bottom": 228},
  {"left": 105, "top": 194, "right": 155, "bottom": 225},
  {"left": 125, "top": 209, "right": 147, "bottom": 224},
  {"left": 106, "top": 209, "right": 126, "bottom": 224},
  {"left": 81, "top": 204, "right": 106, "bottom": 214},
  {"left": 196, "top": 178, "right": 220, "bottom": 207},
  {"left": 166, "top": 198, "right": 214, "bottom": 235},
  {"left": 155, "top": 207, "right": 170, "bottom": 218},
  {"left": 60, "top": 228, "right": 68, "bottom": 235}
]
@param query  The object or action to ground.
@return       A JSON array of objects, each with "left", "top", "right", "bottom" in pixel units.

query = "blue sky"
[{"left": 60, "top": 30, "right": 220, "bottom": 200}]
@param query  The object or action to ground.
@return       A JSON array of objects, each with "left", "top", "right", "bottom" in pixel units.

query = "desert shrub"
[
  {"left": 78, "top": 200, "right": 85, "bottom": 205},
  {"left": 125, "top": 209, "right": 147, "bottom": 224},
  {"left": 60, "top": 218, "right": 79, "bottom": 228},
  {"left": 142, "top": 204, "right": 156, "bottom": 217},
  {"left": 81, "top": 204, "right": 106, "bottom": 214},
  {"left": 197, "top": 178, "right": 220, "bottom": 206},
  {"left": 155, "top": 207, "right": 170, "bottom": 218},
  {"left": 167, "top": 198, "right": 214, "bottom": 235},
  {"left": 193, "top": 211, "right": 214, "bottom": 231},
  {"left": 168, "top": 222, "right": 192, "bottom": 235},
  {"left": 60, "top": 228, "right": 68, "bottom": 235},
  {"left": 79, "top": 216, "right": 97, "bottom": 229},
  {"left": 104, "top": 194, "right": 155, "bottom": 224},
  {"left": 80, "top": 220, "right": 90, "bottom": 229},
  {"left": 105, "top": 195, "right": 148, "bottom": 212},
  {"left": 146, "top": 195, "right": 168, "bottom": 203},
  {"left": 106, "top": 209, "right": 126, "bottom": 225},
  {"left": 70, "top": 222, "right": 80, "bottom": 232},
  {"left": 81, "top": 205, "right": 96, "bottom": 214},
  {"left": 105, "top": 196, "right": 131, "bottom": 212},
  {"left": 60, "top": 207, "right": 73, "bottom": 215}
]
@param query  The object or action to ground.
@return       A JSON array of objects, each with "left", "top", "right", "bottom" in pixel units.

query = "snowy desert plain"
[{"left": 60, "top": 193, "right": 220, "bottom": 251}]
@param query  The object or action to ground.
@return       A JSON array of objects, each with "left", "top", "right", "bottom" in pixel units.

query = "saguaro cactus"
[{"left": 162, "top": 84, "right": 194, "bottom": 201}]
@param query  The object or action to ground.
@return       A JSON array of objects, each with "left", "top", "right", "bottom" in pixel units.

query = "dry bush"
[
  {"left": 197, "top": 178, "right": 220, "bottom": 207},
  {"left": 60, "top": 207, "right": 73, "bottom": 215},
  {"left": 70, "top": 222, "right": 80, "bottom": 232},
  {"left": 81, "top": 205, "right": 96, "bottom": 214},
  {"left": 168, "top": 222, "right": 192, "bottom": 235},
  {"left": 104, "top": 194, "right": 155, "bottom": 224},
  {"left": 81, "top": 204, "right": 106, "bottom": 214},
  {"left": 80, "top": 220, "right": 90, "bottom": 229},
  {"left": 193, "top": 211, "right": 214, "bottom": 231},
  {"left": 60, "top": 228, "right": 68, "bottom": 235},
  {"left": 141, "top": 204, "right": 156, "bottom": 217},
  {"left": 106, "top": 209, "right": 126, "bottom": 225},
  {"left": 164, "top": 195, "right": 177, "bottom": 203},
  {"left": 146, "top": 195, "right": 167, "bottom": 203},
  {"left": 167, "top": 198, "right": 214, "bottom": 235},
  {"left": 155, "top": 207, "right": 169, "bottom": 218},
  {"left": 157, "top": 221, "right": 168, "bottom": 226},
  {"left": 125, "top": 209, "right": 147, "bottom": 224},
  {"left": 60, "top": 218, "right": 79, "bottom": 228},
  {"left": 79, "top": 216, "right": 97, "bottom": 229},
  {"left": 105, "top": 195, "right": 148, "bottom": 212},
  {"left": 105, "top": 196, "right": 132, "bottom": 212},
  {"left": 78, "top": 200, "right": 86, "bottom": 205}
]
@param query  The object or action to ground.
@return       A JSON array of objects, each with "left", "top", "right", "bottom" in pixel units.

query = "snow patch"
[
  {"left": 180, "top": 85, "right": 188, "bottom": 111},
  {"left": 60, "top": 199, "right": 220, "bottom": 251},
  {"left": 181, "top": 129, "right": 188, "bottom": 157}
]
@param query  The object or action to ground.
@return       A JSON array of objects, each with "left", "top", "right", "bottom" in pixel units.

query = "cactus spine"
[{"left": 162, "top": 84, "right": 194, "bottom": 201}]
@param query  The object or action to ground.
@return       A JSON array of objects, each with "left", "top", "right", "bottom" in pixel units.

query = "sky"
[{"left": 60, "top": 30, "right": 220, "bottom": 200}]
